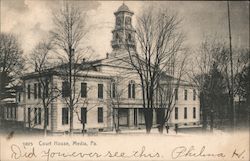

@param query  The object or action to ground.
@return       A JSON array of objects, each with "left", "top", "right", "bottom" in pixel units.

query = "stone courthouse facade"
[{"left": 15, "top": 4, "right": 200, "bottom": 133}]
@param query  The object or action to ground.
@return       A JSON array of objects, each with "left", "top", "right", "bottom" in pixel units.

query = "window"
[
  {"left": 27, "top": 84, "right": 31, "bottom": 99},
  {"left": 7, "top": 107, "right": 11, "bottom": 119},
  {"left": 193, "top": 107, "right": 196, "bottom": 119},
  {"left": 184, "top": 89, "right": 188, "bottom": 100},
  {"left": 45, "top": 108, "right": 49, "bottom": 126},
  {"left": 128, "top": 81, "right": 135, "bottom": 99},
  {"left": 81, "top": 107, "right": 87, "bottom": 123},
  {"left": 98, "top": 107, "right": 103, "bottom": 123},
  {"left": 45, "top": 81, "right": 49, "bottom": 98},
  {"left": 184, "top": 107, "right": 187, "bottom": 119},
  {"left": 28, "top": 108, "right": 31, "bottom": 123},
  {"left": 193, "top": 89, "right": 196, "bottom": 101},
  {"left": 62, "top": 81, "right": 70, "bottom": 97},
  {"left": 34, "top": 108, "right": 41, "bottom": 124},
  {"left": 98, "top": 84, "right": 103, "bottom": 99},
  {"left": 81, "top": 83, "right": 87, "bottom": 98},
  {"left": 175, "top": 89, "right": 178, "bottom": 100},
  {"left": 62, "top": 108, "right": 69, "bottom": 125},
  {"left": 18, "top": 92, "right": 21, "bottom": 102},
  {"left": 38, "top": 108, "right": 41, "bottom": 124},
  {"left": 34, "top": 83, "right": 37, "bottom": 99},
  {"left": 175, "top": 107, "right": 178, "bottom": 120},
  {"left": 13, "top": 107, "right": 16, "bottom": 119},
  {"left": 132, "top": 84, "right": 135, "bottom": 98},
  {"left": 111, "top": 82, "right": 116, "bottom": 98},
  {"left": 38, "top": 83, "right": 41, "bottom": 98},
  {"left": 10, "top": 107, "right": 13, "bottom": 118},
  {"left": 134, "top": 108, "right": 137, "bottom": 126},
  {"left": 34, "top": 108, "right": 37, "bottom": 124}
]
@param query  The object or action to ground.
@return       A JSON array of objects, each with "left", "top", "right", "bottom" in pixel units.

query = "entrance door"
[
  {"left": 118, "top": 108, "right": 129, "bottom": 126},
  {"left": 156, "top": 108, "right": 165, "bottom": 124}
]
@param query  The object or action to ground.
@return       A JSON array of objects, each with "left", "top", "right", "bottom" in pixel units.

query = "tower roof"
[{"left": 115, "top": 3, "right": 133, "bottom": 14}]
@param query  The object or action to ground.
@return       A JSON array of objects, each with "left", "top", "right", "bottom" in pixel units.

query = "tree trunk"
[
  {"left": 82, "top": 122, "right": 85, "bottom": 136},
  {"left": 112, "top": 108, "right": 117, "bottom": 132},
  {"left": 158, "top": 108, "right": 165, "bottom": 134},
  {"left": 158, "top": 125, "right": 164, "bottom": 134},
  {"left": 200, "top": 93, "right": 207, "bottom": 131},
  {"left": 117, "top": 108, "right": 120, "bottom": 133},
  {"left": 43, "top": 109, "right": 47, "bottom": 137},
  {"left": 144, "top": 108, "right": 153, "bottom": 134},
  {"left": 69, "top": 106, "right": 73, "bottom": 134},
  {"left": 210, "top": 110, "right": 214, "bottom": 132}
]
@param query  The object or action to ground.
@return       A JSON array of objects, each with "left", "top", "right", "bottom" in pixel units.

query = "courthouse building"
[{"left": 5, "top": 4, "right": 200, "bottom": 133}]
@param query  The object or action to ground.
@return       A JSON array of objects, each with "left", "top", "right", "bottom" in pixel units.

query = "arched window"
[
  {"left": 116, "top": 33, "right": 121, "bottom": 43},
  {"left": 116, "top": 17, "right": 121, "bottom": 26},
  {"left": 128, "top": 80, "right": 135, "bottom": 99},
  {"left": 125, "top": 17, "right": 131, "bottom": 26}
]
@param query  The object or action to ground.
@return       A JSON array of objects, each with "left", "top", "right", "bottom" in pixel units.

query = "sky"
[{"left": 1, "top": 0, "right": 249, "bottom": 59}]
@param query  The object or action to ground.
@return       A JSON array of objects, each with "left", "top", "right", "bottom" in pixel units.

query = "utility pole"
[{"left": 227, "top": 1, "right": 235, "bottom": 131}]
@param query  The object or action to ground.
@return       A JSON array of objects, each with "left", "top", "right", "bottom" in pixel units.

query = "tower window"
[
  {"left": 125, "top": 17, "right": 131, "bottom": 26},
  {"left": 116, "top": 17, "right": 121, "bottom": 26},
  {"left": 128, "top": 34, "right": 132, "bottom": 41}
]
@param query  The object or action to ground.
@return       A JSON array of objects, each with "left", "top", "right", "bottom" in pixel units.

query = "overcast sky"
[{"left": 1, "top": 0, "right": 249, "bottom": 58}]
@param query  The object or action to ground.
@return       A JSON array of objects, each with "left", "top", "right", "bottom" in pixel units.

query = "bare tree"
[
  {"left": 124, "top": 7, "right": 185, "bottom": 133},
  {"left": 234, "top": 49, "right": 249, "bottom": 126},
  {"left": 188, "top": 37, "right": 240, "bottom": 131},
  {"left": 28, "top": 40, "right": 61, "bottom": 136},
  {"left": 50, "top": 2, "right": 90, "bottom": 134},
  {"left": 0, "top": 33, "right": 24, "bottom": 101},
  {"left": 156, "top": 54, "right": 187, "bottom": 133}
]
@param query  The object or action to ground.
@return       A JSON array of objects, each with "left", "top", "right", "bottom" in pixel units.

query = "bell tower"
[{"left": 111, "top": 3, "right": 136, "bottom": 54}]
